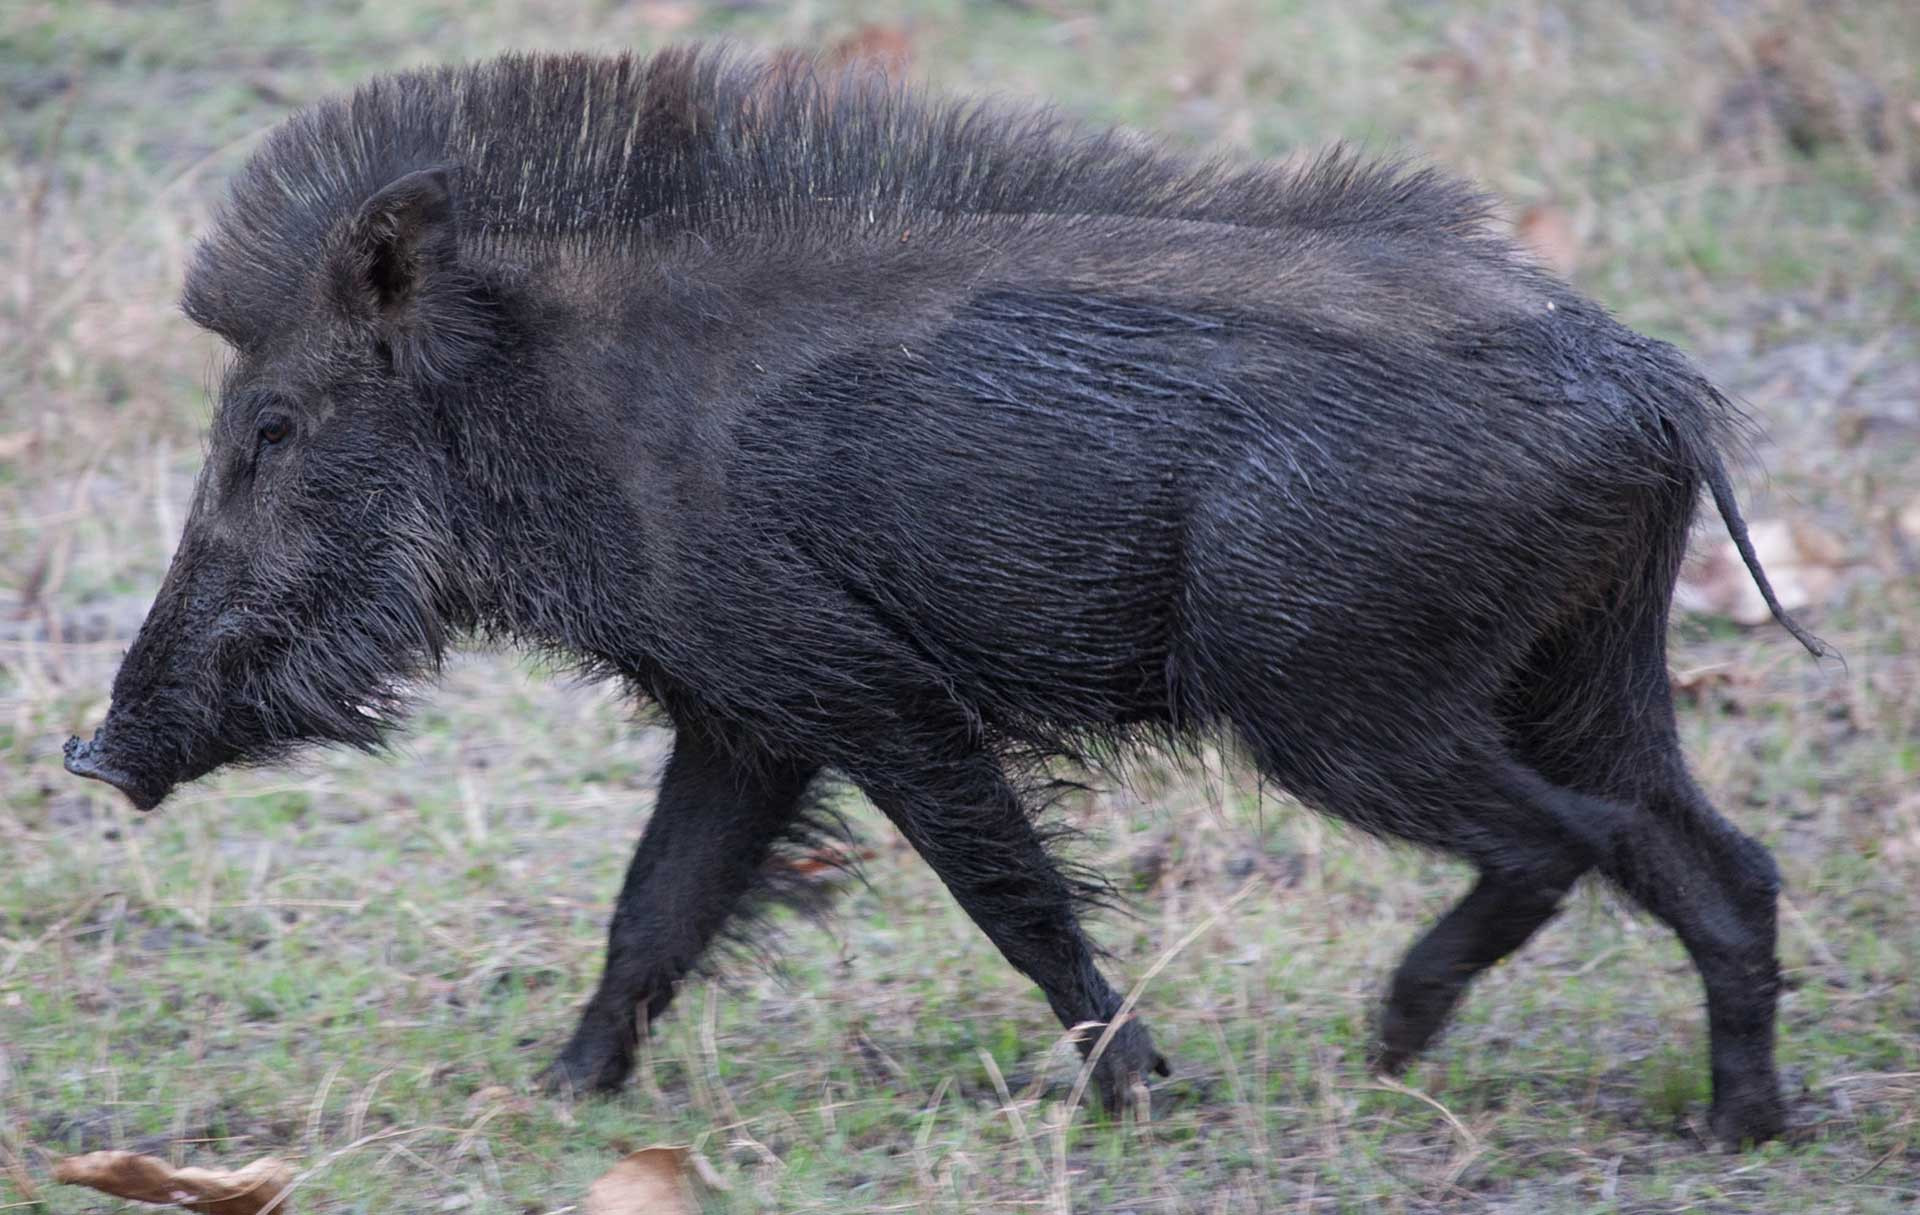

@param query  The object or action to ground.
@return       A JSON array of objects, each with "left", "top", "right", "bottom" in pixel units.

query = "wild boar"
[{"left": 64, "top": 48, "right": 1823, "bottom": 1144}]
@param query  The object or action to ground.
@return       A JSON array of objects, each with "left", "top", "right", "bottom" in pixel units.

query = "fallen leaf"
[
  {"left": 1514, "top": 204, "right": 1580, "bottom": 277},
  {"left": 52, "top": 1152, "right": 294, "bottom": 1215},
  {"left": 1897, "top": 497, "right": 1920, "bottom": 543},
  {"left": 1671, "top": 664, "right": 1735, "bottom": 694},
  {"left": 635, "top": 2, "right": 700, "bottom": 33},
  {"left": 1670, "top": 664, "right": 1746, "bottom": 709},
  {"left": 825, "top": 24, "right": 914, "bottom": 76},
  {"left": 1676, "top": 519, "right": 1846, "bottom": 626},
  {"left": 1403, "top": 50, "right": 1480, "bottom": 91},
  {"left": 584, "top": 1146, "right": 696, "bottom": 1215},
  {"left": 765, "top": 842, "right": 877, "bottom": 882},
  {"left": 0, "top": 431, "right": 36, "bottom": 461},
  {"left": 1884, "top": 793, "right": 1920, "bottom": 864}
]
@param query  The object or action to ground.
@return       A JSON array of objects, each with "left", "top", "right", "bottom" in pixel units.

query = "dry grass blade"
[
  {"left": 0, "top": 1134, "right": 40, "bottom": 1203},
  {"left": 583, "top": 1146, "right": 698, "bottom": 1215},
  {"left": 1064, "top": 875, "right": 1266, "bottom": 1116},
  {"left": 51, "top": 1151, "right": 295, "bottom": 1214},
  {"left": 1358, "top": 1075, "right": 1479, "bottom": 1154}
]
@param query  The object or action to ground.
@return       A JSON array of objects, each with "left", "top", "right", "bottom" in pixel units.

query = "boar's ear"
[
  {"left": 336, "top": 167, "right": 482, "bottom": 381},
  {"left": 345, "top": 167, "right": 456, "bottom": 316},
  {"left": 331, "top": 167, "right": 467, "bottom": 324}
]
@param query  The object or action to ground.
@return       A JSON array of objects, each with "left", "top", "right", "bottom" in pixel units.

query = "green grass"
[{"left": 4, "top": 0, "right": 1919, "bottom": 1211}]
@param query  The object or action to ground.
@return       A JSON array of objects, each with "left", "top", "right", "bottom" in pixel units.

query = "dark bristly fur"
[{"left": 63, "top": 47, "right": 1821, "bottom": 1145}]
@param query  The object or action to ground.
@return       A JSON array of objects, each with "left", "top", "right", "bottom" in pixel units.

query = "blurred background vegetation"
[{"left": 2, "top": 1, "right": 1917, "bottom": 1211}]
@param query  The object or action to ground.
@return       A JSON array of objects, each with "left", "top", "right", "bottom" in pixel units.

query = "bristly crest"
[{"left": 181, "top": 44, "right": 1502, "bottom": 352}]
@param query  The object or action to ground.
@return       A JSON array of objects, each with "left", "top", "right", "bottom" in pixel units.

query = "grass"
[{"left": 3, "top": 0, "right": 1918, "bottom": 1210}]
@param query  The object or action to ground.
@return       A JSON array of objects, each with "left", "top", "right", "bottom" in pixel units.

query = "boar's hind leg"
[
  {"left": 1603, "top": 769, "right": 1785, "bottom": 1146},
  {"left": 1505, "top": 611, "right": 1785, "bottom": 1146},
  {"left": 1497, "top": 614, "right": 1781, "bottom": 1143},
  {"left": 1367, "top": 760, "right": 1613, "bottom": 1077},
  {"left": 539, "top": 723, "right": 818, "bottom": 1096},
  {"left": 854, "top": 747, "right": 1169, "bottom": 1114}
]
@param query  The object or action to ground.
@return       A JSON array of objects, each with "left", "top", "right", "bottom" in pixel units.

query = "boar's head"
[{"left": 65, "top": 167, "right": 496, "bottom": 809}]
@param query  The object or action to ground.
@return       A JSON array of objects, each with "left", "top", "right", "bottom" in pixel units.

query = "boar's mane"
[{"left": 182, "top": 46, "right": 1501, "bottom": 350}]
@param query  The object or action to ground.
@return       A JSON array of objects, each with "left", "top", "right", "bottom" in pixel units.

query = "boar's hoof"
[
  {"left": 1089, "top": 1018, "right": 1172, "bottom": 1118},
  {"left": 536, "top": 1035, "right": 633, "bottom": 1098},
  {"left": 1365, "top": 1037, "right": 1417, "bottom": 1079},
  {"left": 1708, "top": 1088, "right": 1786, "bottom": 1149}
]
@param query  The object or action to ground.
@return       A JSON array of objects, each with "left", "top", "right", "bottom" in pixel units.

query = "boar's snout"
[{"left": 63, "top": 731, "right": 174, "bottom": 812}]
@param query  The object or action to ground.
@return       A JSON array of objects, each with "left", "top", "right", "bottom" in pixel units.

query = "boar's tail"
[{"left": 1700, "top": 453, "right": 1832, "bottom": 659}]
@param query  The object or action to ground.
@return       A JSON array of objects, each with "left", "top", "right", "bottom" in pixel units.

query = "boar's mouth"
[{"left": 62, "top": 733, "right": 177, "bottom": 812}]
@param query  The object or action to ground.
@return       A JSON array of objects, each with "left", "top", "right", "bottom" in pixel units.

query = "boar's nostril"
[
  {"left": 61, "top": 735, "right": 96, "bottom": 773},
  {"left": 62, "top": 735, "right": 166, "bottom": 811}
]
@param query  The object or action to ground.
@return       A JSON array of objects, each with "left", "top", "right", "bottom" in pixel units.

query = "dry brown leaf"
[
  {"left": 1670, "top": 664, "right": 1742, "bottom": 706},
  {"left": 0, "top": 431, "right": 36, "bottom": 461},
  {"left": 52, "top": 1151, "right": 294, "bottom": 1214},
  {"left": 1897, "top": 497, "right": 1920, "bottom": 543},
  {"left": 584, "top": 1146, "right": 696, "bottom": 1215},
  {"left": 635, "top": 2, "right": 700, "bottom": 33},
  {"left": 1676, "top": 519, "right": 1845, "bottom": 626},
  {"left": 826, "top": 25, "right": 914, "bottom": 76},
  {"left": 1884, "top": 793, "right": 1920, "bottom": 864},
  {"left": 1404, "top": 50, "right": 1480, "bottom": 91},
  {"left": 766, "top": 842, "right": 878, "bottom": 882},
  {"left": 1514, "top": 204, "right": 1581, "bottom": 277}
]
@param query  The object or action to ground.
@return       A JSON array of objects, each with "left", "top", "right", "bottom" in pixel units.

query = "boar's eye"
[{"left": 257, "top": 414, "right": 293, "bottom": 449}]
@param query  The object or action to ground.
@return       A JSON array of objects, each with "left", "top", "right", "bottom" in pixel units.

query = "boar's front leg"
[
  {"left": 854, "top": 744, "right": 1170, "bottom": 1114},
  {"left": 539, "top": 722, "right": 818, "bottom": 1095}
]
